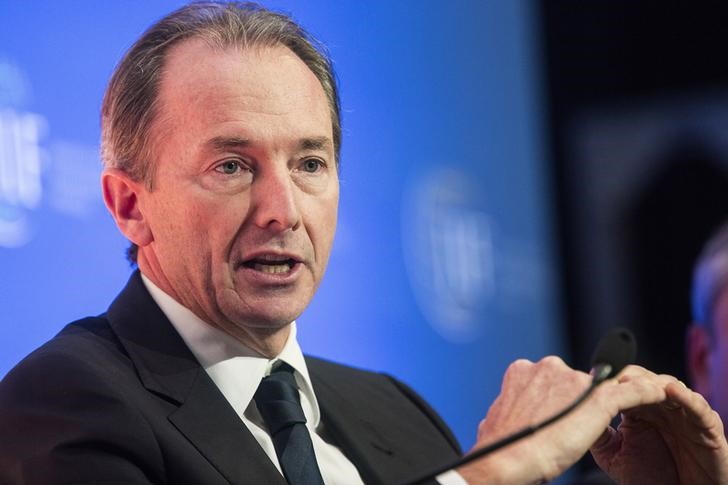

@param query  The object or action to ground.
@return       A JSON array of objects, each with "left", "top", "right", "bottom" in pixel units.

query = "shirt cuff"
[{"left": 436, "top": 469, "right": 469, "bottom": 485}]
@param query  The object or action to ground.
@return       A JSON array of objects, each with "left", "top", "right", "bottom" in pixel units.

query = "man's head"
[
  {"left": 101, "top": 2, "right": 340, "bottom": 356},
  {"left": 687, "top": 222, "right": 728, "bottom": 422},
  {"left": 101, "top": 1, "right": 341, "bottom": 263}
]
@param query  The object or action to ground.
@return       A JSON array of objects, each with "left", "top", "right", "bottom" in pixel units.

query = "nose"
[{"left": 249, "top": 168, "right": 301, "bottom": 233}]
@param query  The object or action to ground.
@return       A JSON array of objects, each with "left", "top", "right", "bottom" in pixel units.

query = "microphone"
[
  {"left": 590, "top": 327, "right": 637, "bottom": 383},
  {"left": 401, "top": 327, "right": 637, "bottom": 485}
]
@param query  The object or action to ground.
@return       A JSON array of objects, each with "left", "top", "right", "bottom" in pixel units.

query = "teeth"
[{"left": 252, "top": 263, "right": 292, "bottom": 274}]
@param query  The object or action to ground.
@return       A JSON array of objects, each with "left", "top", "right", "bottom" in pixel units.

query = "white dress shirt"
[{"left": 141, "top": 275, "right": 466, "bottom": 485}]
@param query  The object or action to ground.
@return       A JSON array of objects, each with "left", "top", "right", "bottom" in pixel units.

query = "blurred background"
[{"left": 3, "top": 0, "right": 728, "bottom": 481}]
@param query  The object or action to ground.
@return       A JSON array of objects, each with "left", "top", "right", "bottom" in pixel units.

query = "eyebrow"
[
  {"left": 205, "top": 136, "right": 332, "bottom": 153},
  {"left": 208, "top": 136, "right": 250, "bottom": 152},
  {"left": 298, "top": 136, "right": 332, "bottom": 152}
]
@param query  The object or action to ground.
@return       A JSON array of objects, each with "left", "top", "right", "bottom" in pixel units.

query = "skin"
[
  {"left": 458, "top": 358, "right": 728, "bottom": 484},
  {"left": 102, "top": 39, "right": 339, "bottom": 357},
  {"left": 689, "top": 289, "right": 728, "bottom": 436},
  {"left": 101, "top": 34, "right": 728, "bottom": 485}
]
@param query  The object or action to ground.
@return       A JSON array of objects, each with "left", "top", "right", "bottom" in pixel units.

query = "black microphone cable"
[{"left": 401, "top": 327, "right": 637, "bottom": 485}]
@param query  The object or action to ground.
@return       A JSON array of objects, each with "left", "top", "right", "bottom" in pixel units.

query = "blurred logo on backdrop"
[
  {"left": 402, "top": 168, "right": 496, "bottom": 342},
  {"left": 403, "top": 167, "right": 550, "bottom": 343},
  {"left": 0, "top": 60, "right": 42, "bottom": 247},
  {"left": 0, "top": 59, "right": 101, "bottom": 248}
]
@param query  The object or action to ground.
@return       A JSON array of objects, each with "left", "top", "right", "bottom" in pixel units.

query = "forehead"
[{"left": 156, "top": 38, "right": 331, "bottom": 135}]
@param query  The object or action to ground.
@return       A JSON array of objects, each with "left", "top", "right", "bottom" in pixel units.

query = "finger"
[
  {"left": 615, "top": 363, "right": 650, "bottom": 378},
  {"left": 533, "top": 355, "right": 591, "bottom": 391},
  {"left": 621, "top": 380, "right": 722, "bottom": 437},
  {"left": 664, "top": 381, "right": 725, "bottom": 435},
  {"left": 617, "top": 366, "right": 679, "bottom": 389},
  {"left": 596, "top": 372, "right": 668, "bottom": 412},
  {"left": 476, "top": 359, "right": 537, "bottom": 439},
  {"left": 501, "top": 358, "right": 536, "bottom": 394},
  {"left": 615, "top": 375, "right": 680, "bottom": 423},
  {"left": 612, "top": 367, "right": 682, "bottom": 416},
  {"left": 589, "top": 426, "right": 620, "bottom": 472},
  {"left": 591, "top": 426, "right": 618, "bottom": 454}
]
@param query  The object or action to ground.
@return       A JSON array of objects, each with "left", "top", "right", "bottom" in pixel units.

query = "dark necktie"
[{"left": 253, "top": 362, "right": 325, "bottom": 485}]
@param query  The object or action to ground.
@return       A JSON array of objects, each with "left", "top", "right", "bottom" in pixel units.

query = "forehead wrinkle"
[{"left": 154, "top": 41, "right": 333, "bottom": 169}]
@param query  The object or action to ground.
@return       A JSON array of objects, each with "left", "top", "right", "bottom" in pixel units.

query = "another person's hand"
[{"left": 591, "top": 366, "right": 728, "bottom": 485}]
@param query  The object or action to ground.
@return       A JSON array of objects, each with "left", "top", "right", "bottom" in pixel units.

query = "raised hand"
[
  {"left": 591, "top": 367, "right": 728, "bottom": 485},
  {"left": 457, "top": 358, "right": 728, "bottom": 485}
]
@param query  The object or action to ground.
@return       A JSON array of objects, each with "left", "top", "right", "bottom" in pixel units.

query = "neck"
[
  {"left": 137, "top": 255, "right": 292, "bottom": 358},
  {"left": 222, "top": 322, "right": 292, "bottom": 358}
]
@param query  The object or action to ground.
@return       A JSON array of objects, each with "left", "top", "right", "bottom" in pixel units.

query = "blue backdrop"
[{"left": 0, "top": 0, "right": 566, "bottom": 462}]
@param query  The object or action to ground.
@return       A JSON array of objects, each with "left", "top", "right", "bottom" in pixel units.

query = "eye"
[
  {"left": 301, "top": 158, "right": 324, "bottom": 173},
  {"left": 215, "top": 159, "right": 244, "bottom": 175}
]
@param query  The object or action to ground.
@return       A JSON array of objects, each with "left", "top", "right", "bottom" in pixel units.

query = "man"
[
  {"left": 1, "top": 3, "right": 727, "bottom": 484},
  {"left": 688, "top": 223, "right": 728, "bottom": 430}
]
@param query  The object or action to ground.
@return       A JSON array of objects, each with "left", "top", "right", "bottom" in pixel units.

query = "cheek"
[
  {"left": 156, "top": 195, "right": 242, "bottom": 247},
  {"left": 315, "top": 199, "right": 338, "bottom": 246},
  {"left": 301, "top": 198, "right": 337, "bottom": 271}
]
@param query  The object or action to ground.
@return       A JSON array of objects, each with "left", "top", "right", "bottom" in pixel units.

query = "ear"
[
  {"left": 686, "top": 323, "right": 713, "bottom": 399},
  {"left": 101, "top": 168, "right": 153, "bottom": 247}
]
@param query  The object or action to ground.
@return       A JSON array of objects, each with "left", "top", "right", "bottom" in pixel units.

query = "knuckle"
[
  {"left": 506, "top": 359, "right": 532, "bottom": 374},
  {"left": 623, "top": 364, "right": 647, "bottom": 375},
  {"left": 537, "top": 355, "right": 567, "bottom": 372},
  {"left": 477, "top": 417, "right": 488, "bottom": 431}
]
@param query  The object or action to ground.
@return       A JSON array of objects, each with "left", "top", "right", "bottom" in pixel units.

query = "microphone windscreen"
[{"left": 590, "top": 327, "right": 637, "bottom": 379}]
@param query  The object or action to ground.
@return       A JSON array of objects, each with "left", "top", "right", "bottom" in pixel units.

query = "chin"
[
  {"left": 221, "top": 301, "right": 298, "bottom": 327},
  {"left": 213, "top": 309, "right": 289, "bottom": 343},
  {"left": 218, "top": 282, "right": 313, "bottom": 323}
]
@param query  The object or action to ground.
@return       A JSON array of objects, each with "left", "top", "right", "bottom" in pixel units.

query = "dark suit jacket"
[{"left": 0, "top": 272, "right": 461, "bottom": 484}]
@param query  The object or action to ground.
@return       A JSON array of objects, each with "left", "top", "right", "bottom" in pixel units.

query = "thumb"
[{"left": 590, "top": 426, "right": 621, "bottom": 471}]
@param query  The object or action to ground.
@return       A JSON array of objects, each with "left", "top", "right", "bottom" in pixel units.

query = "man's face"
[
  {"left": 135, "top": 39, "right": 338, "bottom": 351},
  {"left": 705, "top": 290, "right": 728, "bottom": 423}
]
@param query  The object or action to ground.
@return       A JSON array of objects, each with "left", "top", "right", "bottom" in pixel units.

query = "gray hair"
[
  {"left": 101, "top": 2, "right": 341, "bottom": 263},
  {"left": 692, "top": 222, "right": 728, "bottom": 329}
]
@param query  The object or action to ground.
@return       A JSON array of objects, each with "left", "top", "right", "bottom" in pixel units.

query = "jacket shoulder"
[
  {"left": 305, "top": 355, "right": 462, "bottom": 455},
  {"left": 0, "top": 316, "right": 163, "bottom": 484},
  {"left": 1, "top": 316, "right": 128, "bottom": 383}
]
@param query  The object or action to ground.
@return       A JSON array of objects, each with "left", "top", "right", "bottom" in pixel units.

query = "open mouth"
[{"left": 241, "top": 257, "right": 299, "bottom": 274}]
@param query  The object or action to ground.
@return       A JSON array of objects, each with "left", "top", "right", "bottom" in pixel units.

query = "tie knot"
[{"left": 254, "top": 362, "right": 307, "bottom": 435}]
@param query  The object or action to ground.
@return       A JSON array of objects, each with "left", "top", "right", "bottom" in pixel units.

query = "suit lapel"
[
  {"left": 307, "top": 358, "right": 462, "bottom": 485},
  {"left": 167, "top": 370, "right": 285, "bottom": 485},
  {"left": 309, "top": 366, "right": 398, "bottom": 485},
  {"left": 106, "top": 272, "right": 285, "bottom": 485}
]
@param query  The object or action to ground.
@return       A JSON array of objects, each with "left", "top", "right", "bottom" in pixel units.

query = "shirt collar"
[{"left": 140, "top": 273, "right": 320, "bottom": 427}]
